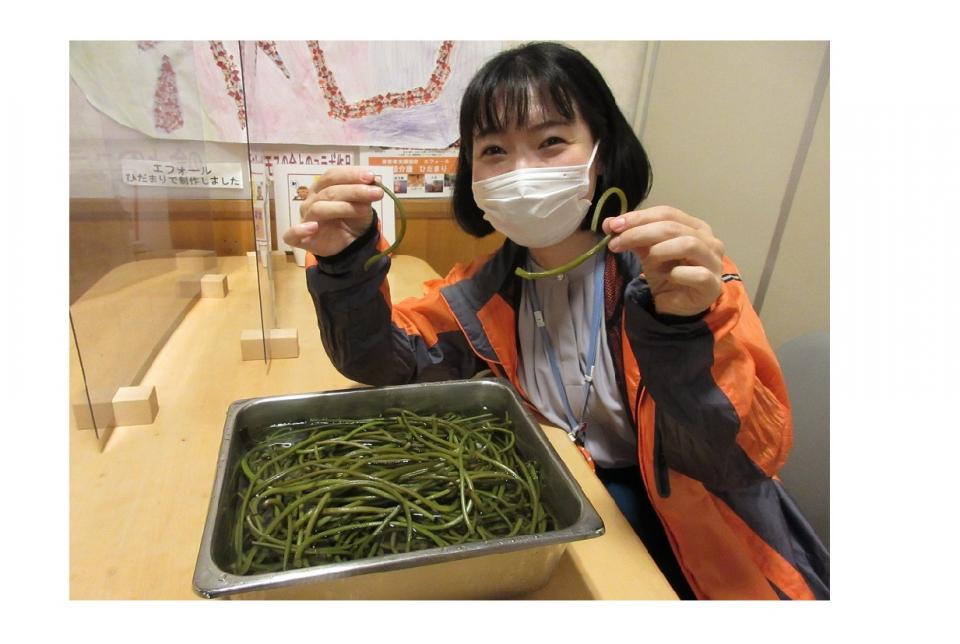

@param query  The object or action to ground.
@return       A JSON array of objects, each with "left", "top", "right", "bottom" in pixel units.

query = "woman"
[{"left": 284, "top": 41, "right": 829, "bottom": 600}]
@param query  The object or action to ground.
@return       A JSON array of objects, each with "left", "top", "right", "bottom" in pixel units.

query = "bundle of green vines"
[{"left": 231, "top": 408, "right": 554, "bottom": 575}]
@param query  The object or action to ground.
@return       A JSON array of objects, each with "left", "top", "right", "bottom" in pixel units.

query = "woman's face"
[{"left": 471, "top": 99, "right": 598, "bottom": 189}]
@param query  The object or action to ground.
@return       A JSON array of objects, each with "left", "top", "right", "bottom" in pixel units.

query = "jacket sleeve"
[
  {"left": 304, "top": 216, "right": 482, "bottom": 386},
  {"left": 623, "top": 257, "right": 793, "bottom": 493}
]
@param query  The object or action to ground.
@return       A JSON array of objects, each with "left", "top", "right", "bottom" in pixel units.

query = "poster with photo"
[
  {"left": 274, "top": 164, "right": 395, "bottom": 267},
  {"left": 359, "top": 148, "right": 458, "bottom": 199}
]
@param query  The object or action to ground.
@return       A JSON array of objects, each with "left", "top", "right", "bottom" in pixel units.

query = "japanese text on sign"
[
  {"left": 249, "top": 151, "right": 354, "bottom": 179},
  {"left": 365, "top": 156, "right": 457, "bottom": 175},
  {"left": 121, "top": 160, "right": 245, "bottom": 190}
]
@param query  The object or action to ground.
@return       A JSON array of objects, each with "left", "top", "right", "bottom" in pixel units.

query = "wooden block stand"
[
  {"left": 112, "top": 385, "right": 159, "bottom": 426},
  {"left": 201, "top": 274, "right": 228, "bottom": 298}
]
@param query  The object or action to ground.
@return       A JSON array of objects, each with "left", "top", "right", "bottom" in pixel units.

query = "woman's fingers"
[
  {"left": 642, "top": 235, "right": 724, "bottom": 275},
  {"left": 300, "top": 181, "right": 383, "bottom": 223},
  {"left": 282, "top": 221, "right": 319, "bottom": 248},
  {"left": 316, "top": 182, "right": 383, "bottom": 205},
  {"left": 300, "top": 195, "right": 376, "bottom": 224},
  {"left": 603, "top": 205, "right": 713, "bottom": 235},
  {"left": 653, "top": 266, "right": 723, "bottom": 317},
  {"left": 669, "top": 264, "right": 723, "bottom": 292},
  {"left": 310, "top": 167, "right": 377, "bottom": 192},
  {"left": 604, "top": 206, "right": 725, "bottom": 260},
  {"left": 607, "top": 220, "right": 702, "bottom": 254}
]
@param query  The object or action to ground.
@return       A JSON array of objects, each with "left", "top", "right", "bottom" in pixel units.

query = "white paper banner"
[{"left": 121, "top": 160, "right": 244, "bottom": 189}]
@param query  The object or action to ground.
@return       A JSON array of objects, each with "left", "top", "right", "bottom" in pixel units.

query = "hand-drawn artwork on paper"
[
  {"left": 70, "top": 41, "right": 248, "bottom": 143},
  {"left": 307, "top": 41, "right": 452, "bottom": 121},
  {"left": 209, "top": 41, "right": 246, "bottom": 132},
  {"left": 153, "top": 56, "right": 184, "bottom": 134},
  {"left": 257, "top": 41, "right": 290, "bottom": 79},
  {"left": 70, "top": 41, "right": 501, "bottom": 148},
  {"left": 244, "top": 40, "right": 499, "bottom": 147}
]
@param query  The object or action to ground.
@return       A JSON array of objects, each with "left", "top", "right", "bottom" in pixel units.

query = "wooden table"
[{"left": 69, "top": 254, "right": 676, "bottom": 600}]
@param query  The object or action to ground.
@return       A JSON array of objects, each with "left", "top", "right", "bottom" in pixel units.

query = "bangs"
[{"left": 468, "top": 68, "right": 579, "bottom": 140}]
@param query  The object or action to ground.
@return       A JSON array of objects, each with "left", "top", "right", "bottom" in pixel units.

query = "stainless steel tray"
[{"left": 192, "top": 379, "right": 604, "bottom": 599}]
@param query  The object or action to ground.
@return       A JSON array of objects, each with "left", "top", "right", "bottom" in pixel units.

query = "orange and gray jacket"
[{"left": 305, "top": 221, "right": 830, "bottom": 600}]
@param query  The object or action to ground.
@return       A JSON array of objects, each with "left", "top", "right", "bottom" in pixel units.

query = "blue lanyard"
[{"left": 525, "top": 251, "right": 605, "bottom": 446}]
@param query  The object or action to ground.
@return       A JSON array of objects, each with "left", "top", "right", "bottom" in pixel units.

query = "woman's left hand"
[{"left": 602, "top": 205, "right": 726, "bottom": 317}]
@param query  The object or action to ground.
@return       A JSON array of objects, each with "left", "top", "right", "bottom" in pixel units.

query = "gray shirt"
[{"left": 517, "top": 252, "right": 638, "bottom": 468}]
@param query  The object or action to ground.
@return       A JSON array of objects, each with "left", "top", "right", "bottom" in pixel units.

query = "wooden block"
[
  {"left": 201, "top": 273, "right": 228, "bottom": 298},
  {"left": 112, "top": 385, "right": 159, "bottom": 426},
  {"left": 176, "top": 249, "right": 218, "bottom": 272},
  {"left": 241, "top": 329, "right": 265, "bottom": 361},
  {"left": 269, "top": 327, "right": 299, "bottom": 359}
]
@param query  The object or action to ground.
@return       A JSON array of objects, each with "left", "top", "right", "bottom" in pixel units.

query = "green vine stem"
[
  {"left": 515, "top": 187, "right": 628, "bottom": 280},
  {"left": 363, "top": 181, "right": 407, "bottom": 271}
]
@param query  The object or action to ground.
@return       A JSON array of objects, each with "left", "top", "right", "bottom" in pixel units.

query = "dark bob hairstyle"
[{"left": 452, "top": 41, "right": 653, "bottom": 238}]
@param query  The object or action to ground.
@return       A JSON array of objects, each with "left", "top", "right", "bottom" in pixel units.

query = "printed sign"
[
  {"left": 360, "top": 148, "right": 458, "bottom": 199},
  {"left": 121, "top": 160, "right": 244, "bottom": 189},
  {"left": 250, "top": 150, "right": 355, "bottom": 179}
]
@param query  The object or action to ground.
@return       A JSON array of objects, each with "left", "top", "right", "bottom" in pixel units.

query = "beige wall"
[{"left": 761, "top": 84, "right": 829, "bottom": 349}]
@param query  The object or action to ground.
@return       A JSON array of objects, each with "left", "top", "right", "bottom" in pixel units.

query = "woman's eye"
[
  {"left": 540, "top": 136, "right": 566, "bottom": 148},
  {"left": 480, "top": 145, "right": 505, "bottom": 156}
]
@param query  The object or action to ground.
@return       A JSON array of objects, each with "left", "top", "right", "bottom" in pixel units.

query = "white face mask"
[{"left": 471, "top": 141, "right": 600, "bottom": 248}]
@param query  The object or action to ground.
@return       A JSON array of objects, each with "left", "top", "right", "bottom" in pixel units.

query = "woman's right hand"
[{"left": 282, "top": 168, "right": 383, "bottom": 258}]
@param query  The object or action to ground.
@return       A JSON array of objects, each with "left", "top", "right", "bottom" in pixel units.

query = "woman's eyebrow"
[
  {"left": 475, "top": 126, "right": 501, "bottom": 139},
  {"left": 527, "top": 118, "right": 574, "bottom": 131},
  {"left": 475, "top": 117, "right": 573, "bottom": 140}
]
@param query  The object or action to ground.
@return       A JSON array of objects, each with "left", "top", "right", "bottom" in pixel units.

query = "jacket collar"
[
  {"left": 438, "top": 239, "right": 642, "bottom": 367},
  {"left": 439, "top": 240, "right": 525, "bottom": 366}
]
